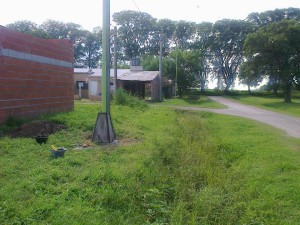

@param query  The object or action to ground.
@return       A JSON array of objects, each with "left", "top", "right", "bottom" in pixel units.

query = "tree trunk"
[
  {"left": 200, "top": 82, "right": 205, "bottom": 93},
  {"left": 248, "top": 85, "right": 251, "bottom": 94},
  {"left": 284, "top": 83, "right": 292, "bottom": 103},
  {"left": 224, "top": 83, "right": 231, "bottom": 94}
]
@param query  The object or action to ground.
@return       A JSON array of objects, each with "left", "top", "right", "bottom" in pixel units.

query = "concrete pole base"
[{"left": 92, "top": 112, "right": 115, "bottom": 144}]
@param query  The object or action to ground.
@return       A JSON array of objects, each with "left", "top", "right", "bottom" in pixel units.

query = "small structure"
[
  {"left": 74, "top": 66, "right": 160, "bottom": 101},
  {"left": 118, "top": 68, "right": 160, "bottom": 100}
]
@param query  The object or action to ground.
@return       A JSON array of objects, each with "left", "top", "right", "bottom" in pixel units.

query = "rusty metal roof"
[{"left": 118, "top": 71, "right": 159, "bottom": 81}]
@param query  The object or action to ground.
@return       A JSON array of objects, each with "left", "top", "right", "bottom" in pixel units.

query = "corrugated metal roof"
[
  {"left": 118, "top": 71, "right": 159, "bottom": 81},
  {"left": 74, "top": 68, "right": 159, "bottom": 81},
  {"left": 74, "top": 68, "right": 130, "bottom": 77}
]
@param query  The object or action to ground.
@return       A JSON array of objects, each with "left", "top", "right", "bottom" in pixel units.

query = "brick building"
[{"left": 0, "top": 26, "right": 74, "bottom": 123}]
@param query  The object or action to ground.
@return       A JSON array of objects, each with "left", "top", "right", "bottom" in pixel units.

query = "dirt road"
[{"left": 175, "top": 96, "right": 300, "bottom": 139}]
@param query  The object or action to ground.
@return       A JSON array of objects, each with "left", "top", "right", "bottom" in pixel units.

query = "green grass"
[
  {"left": 158, "top": 95, "right": 227, "bottom": 109},
  {"left": 1, "top": 99, "right": 300, "bottom": 224},
  {"left": 228, "top": 94, "right": 300, "bottom": 117}
]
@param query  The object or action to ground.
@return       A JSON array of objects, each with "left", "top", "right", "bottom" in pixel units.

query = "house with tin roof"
[{"left": 74, "top": 66, "right": 160, "bottom": 101}]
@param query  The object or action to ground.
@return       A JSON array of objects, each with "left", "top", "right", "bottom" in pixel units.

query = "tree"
[
  {"left": 141, "top": 55, "right": 159, "bottom": 71},
  {"left": 239, "top": 60, "right": 264, "bottom": 93},
  {"left": 156, "top": 19, "right": 177, "bottom": 55},
  {"left": 40, "top": 20, "right": 89, "bottom": 67},
  {"left": 209, "top": 19, "right": 254, "bottom": 92},
  {"left": 112, "top": 10, "right": 157, "bottom": 61},
  {"left": 173, "top": 20, "right": 197, "bottom": 49},
  {"left": 192, "top": 22, "right": 214, "bottom": 92},
  {"left": 247, "top": 8, "right": 300, "bottom": 27},
  {"left": 6, "top": 20, "right": 48, "bottom": 38},
  {"left": 77, "top": 28, "right": 102, "bottom": 68},
  {"left": 244, "top": 19, "right": 300, "bottom": 103},
  {"left": 165, "top": 50, "right": 201, "bottom": 97}
]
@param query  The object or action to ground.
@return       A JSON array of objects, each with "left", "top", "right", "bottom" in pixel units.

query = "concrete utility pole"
[
  {"left": 92, "top": 0, "right": 115, "bottom": 144},
  {"left": 113, "top": 26, "right": 118, "bottom": 95},
  {"left": 175, "top": 46, "right": 178, "bottom": 97},
  {"left": 159, "top": 35, "right": 163, "bottom": 101},
  {"left": 102, "top": 0, "right": 110, "bottom": 113}
]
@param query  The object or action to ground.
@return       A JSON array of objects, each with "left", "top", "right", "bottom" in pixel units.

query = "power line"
[{"left": 131, "top": 0, "right": 141, "bottom": 11}]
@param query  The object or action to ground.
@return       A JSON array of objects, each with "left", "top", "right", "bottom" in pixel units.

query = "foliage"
[
  {"left": 193, "top": 22, "right": 214, "bottom": 92},
  {"left": 209, "top": 19, "right": 254, "bottom": 92},
  {"left": 247, "top": 7, "right": 300, "bottom": 27},
  {"left": 113, "top": 88, "right": 148, "bottom": 109},
  {"left": 1, "top": 101, "right": 300, "bottom": 224},
  {"left": 112, "top": 10, "right": 157, "bottom": 60},
  {"left": 244, "top": 19, "right": 300, "bottom": 103},
  {"left": 173, "top": 20, "right": 197, "bottom": 49},
  {"left": 6, "top": 20, "right": 47, "bottom": 38},
  {"left": 164, "top": 50, "right": 202, "bottom": 96},
  {"left": 238, "top": 60, "right": 264, "bottom": 93},
  {"left": 141, "top": 55, "right": 159, "bottom": 71},
  {"left": 77, "top": 28, "right": 102, "bottom": 68}
]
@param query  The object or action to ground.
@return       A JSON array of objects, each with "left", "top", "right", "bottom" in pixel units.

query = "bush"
[{"left": 113, "top": 88, "right": 148, "bottom": 109}]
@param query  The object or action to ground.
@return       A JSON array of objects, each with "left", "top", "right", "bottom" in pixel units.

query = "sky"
[{"left": 1, "top": 0, "right": 300, "bottom": 31}]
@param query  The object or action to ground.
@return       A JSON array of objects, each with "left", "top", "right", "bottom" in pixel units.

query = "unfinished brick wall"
[{"left": 0, "top": 26, "right": 74, "bottom": 123}]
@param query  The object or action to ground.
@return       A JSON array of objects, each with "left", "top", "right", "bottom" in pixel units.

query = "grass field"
[
  {"left": 1, "top": 95, "right": 300, "bottom": 224},
  {"left": 227, "top": 92, "right": 300, "bottom": 118},
  {"left": 158, "top": 95, "right": 227, "bottom": 109}
]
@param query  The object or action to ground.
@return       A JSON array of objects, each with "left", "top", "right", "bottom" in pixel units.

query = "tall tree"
[
  {"left": 209, "top": 19, "right": 254, "bottom": 92},
  {"left": 173, "top": 20, "right": 197, "bottom": 49},
  {"left": 165, "top": 50, "right": 201, "bottom": 97},
  {"left": 40, "top": 20, "right": 87, "bottom": 67},
  {"left": 112, "top": 10, "right": 157, "bottom": 61},
  {"left": 244, "top": 19, "right": 300, "bottom": 103},
  {"left": 239, "top": 60, "right": 264, "bottom": 93},
  {"left": 247, "top": 8, "right": 300, "bottom": 27},
  {"left": 6, "top": 20, "right": 48, "bottom": 38},
  {"left": 193, "top": 22, "right": 214, "bottom": 92},
  {"left": 77, "top": 28, "right": 102, "bottom": 68}
]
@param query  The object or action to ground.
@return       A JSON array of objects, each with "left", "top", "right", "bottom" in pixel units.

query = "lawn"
[
  {"left": 1, "top": 96, "right": 300, "bottom": 224},
  {"left": 227, "top": 92, "right": 300, "bottom": 118},
  {"left": 157, "top": 95, "right": 227, "bottom": 109}
]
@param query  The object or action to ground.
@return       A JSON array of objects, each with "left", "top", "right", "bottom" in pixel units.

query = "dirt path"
[{"left": 174, "top": 96, "right": 300, "bottom": 139}]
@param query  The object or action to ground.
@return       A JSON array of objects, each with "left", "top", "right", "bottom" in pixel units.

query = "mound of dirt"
[{"left": 10, "top": 121, "right": 65, "bottom": 138}]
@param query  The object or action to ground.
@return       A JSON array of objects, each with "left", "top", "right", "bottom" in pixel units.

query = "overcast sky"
[{"left": 1, "top": 0, "right": 300, "bottom": 31}]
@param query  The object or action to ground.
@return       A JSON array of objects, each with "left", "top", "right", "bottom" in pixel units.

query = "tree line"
[{"left": 6, "top": 7, "right": 300, "bottom": 102}]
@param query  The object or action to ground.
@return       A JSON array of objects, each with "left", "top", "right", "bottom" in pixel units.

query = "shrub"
[{"left": 113, "top": 88, "right": 148, "bottom": 110}]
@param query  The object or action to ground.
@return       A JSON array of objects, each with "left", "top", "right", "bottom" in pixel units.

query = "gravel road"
[{"left": 175, "top": 96, "right": 300, "bottom": 139}]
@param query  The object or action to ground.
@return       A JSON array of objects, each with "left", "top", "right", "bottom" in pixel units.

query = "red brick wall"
[{"left": 0, "top": 26, "right": 74, "bottom": 123}]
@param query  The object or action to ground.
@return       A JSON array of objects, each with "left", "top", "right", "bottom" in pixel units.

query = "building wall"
[
  {"left": 0, "top": 26, "right": 74, "bottom": 123},
  {"left": 151, "top": 76, "right": 159, "bottom": 100},
  {"left": 74, "top": 73, "right": 89, "bottom": 98}
]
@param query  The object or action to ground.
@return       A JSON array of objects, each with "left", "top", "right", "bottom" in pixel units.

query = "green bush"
[{"left": 113, "top": 88, "right": 148, "bottom": 110}]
